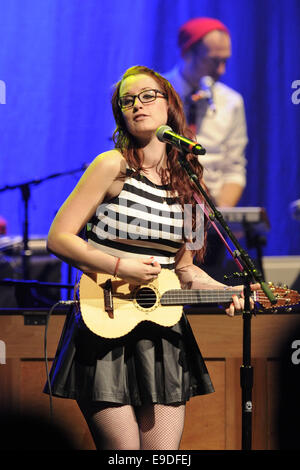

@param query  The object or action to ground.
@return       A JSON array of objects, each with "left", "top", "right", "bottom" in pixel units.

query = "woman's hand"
[
  {"left": 175, "top": 259, "right": 261, "bottom": 317},
  {"left": 225, "top": 283, "right": 260, "bottom": 317},
  {"left": 116, "top": 257, "right": 161, "bottom": 285}
]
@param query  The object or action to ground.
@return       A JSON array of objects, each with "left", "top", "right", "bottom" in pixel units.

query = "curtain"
[{"left": 0, "top": 0, "right": 299, "bottom": 258}]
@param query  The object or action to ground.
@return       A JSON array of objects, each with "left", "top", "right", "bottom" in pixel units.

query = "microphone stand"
[
  {"left": 178, "top": 150, "right": 276, "bottom": 450},
  {"left": 0, "top": 164, "right": 88, "bottom": 298}
]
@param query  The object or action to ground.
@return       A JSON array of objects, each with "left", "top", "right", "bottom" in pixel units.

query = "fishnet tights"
[{"left": 78, "top": 401, "right": 186, "bottom": 450}]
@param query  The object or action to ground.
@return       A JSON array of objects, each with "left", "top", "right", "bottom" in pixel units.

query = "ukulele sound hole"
[{"left": 135, "top": 287, "right": 157, "bottom": 309}]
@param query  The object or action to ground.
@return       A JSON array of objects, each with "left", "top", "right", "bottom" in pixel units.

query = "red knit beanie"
[{"left": 178, "top": 17, "right": 230, "bottom": 55}]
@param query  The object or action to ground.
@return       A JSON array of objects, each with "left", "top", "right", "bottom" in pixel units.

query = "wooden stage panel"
[
  {"left": 19, "top": 359, "right": 95, "bottom": 449},
  {"left": 180, "top": 360, "right": 225, "bottom": 450},
  {"left": 1, "top": 312, "right": 300, "bottom": 449}
]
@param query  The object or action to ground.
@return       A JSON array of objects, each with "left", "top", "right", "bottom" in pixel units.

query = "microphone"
[
  {"left": 199, "top": 76, "right": 216, "bottom": 113},
  {"left": 156, "top": 126, "right": 206, "bottom": 155}
]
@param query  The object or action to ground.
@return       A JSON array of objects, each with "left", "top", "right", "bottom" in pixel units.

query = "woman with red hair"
[{"left": 45, "top": 65, "right": 247, "bottom": 450}]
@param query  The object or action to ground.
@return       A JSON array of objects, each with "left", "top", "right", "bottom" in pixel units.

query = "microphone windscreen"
[{"left": 156, "top": 125, "right": 172, "bottom": 142}]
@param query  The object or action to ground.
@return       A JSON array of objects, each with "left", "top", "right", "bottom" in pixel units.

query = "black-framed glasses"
[{"left": 118, "top": 88, "right": 167, "bottom": 109}]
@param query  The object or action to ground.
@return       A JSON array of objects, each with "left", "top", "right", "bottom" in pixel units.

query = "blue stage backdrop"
[{"left": 0, "top": 0, "right": 299, "bottom": 260}]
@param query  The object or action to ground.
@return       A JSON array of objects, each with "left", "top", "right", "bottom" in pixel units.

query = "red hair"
[{"left": 111, "top": 65, "right": 208, "bottom": 262}]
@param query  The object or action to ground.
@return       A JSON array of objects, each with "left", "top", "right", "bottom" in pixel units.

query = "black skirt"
[{"left": 44, "top": 308, "right": 214, "bottom": 405}]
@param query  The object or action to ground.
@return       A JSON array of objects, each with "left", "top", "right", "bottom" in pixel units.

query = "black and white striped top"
[{"left": 86, "top": 170, "right": 185, "bottom": 270}]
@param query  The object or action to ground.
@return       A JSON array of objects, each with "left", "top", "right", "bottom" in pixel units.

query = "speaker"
[{"left": 0, "top": 252, "right": 62, "bottom": 308}]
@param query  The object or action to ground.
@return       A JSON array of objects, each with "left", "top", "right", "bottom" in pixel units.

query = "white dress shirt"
[{"left": 163, "top": 67, "right": 248, "bottom": 202}]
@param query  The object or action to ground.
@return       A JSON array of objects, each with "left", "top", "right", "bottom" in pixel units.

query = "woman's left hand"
[{"left": 226, "top": 283, "right": 260, "bottom": 317}]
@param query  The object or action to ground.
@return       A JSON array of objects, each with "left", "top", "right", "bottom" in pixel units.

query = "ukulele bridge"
[{"left": 103, "top": 279, "right": 114, "bottom": 318}]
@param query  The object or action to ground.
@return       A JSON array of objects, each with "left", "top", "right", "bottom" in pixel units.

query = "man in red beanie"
[
  {"left": 164, "top": 17, "right": 248, "bottom": 281},
  {"left": 164, "top": 17, "right": 247, "bottom": 208}
]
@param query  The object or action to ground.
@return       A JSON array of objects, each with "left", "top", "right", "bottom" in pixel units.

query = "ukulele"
[{"left": 79, "top": 269, "right": 300, "bottom": 338}]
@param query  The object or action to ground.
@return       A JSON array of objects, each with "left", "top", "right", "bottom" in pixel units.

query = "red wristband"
[{"left": 114, "top": 257, "right": 121, "bottom": 277}]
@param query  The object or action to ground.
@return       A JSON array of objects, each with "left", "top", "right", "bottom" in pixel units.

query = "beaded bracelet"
[{"left": 114, "top": 257, "right": 121, "bottom": 277}]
